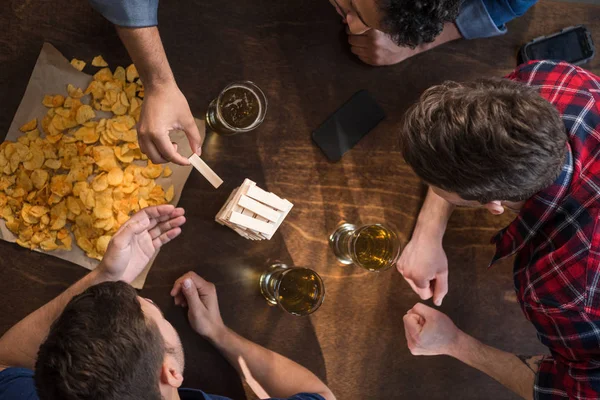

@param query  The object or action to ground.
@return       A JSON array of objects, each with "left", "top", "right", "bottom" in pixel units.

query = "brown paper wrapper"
[{"left": 3, "top": 43, "right": 200, "bottom": 289}]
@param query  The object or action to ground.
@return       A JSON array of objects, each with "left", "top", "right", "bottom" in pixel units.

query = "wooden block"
[
  {"left": 223, "top": 179, "right": 255, "bottom": 220},
  {"left": 264, "top": 201, "right": 294, "bottom": 240},
  {"left": 215, "top": 188, "right": 238, "bottom": 225},
  {"left": 238, "top": 195, "right": 282, "bottom": 222},
  {"left": 246, "top": 185, "right": 291, "bottom": 211},
  {"left": 229, "top": 212, "right": 275, "bottom": 235},
  {"left": 189, "top": 154, "right": 223, "bottom": 188},
  {"left": 241, "top": 209, "right": 267, "bottom": 239}
]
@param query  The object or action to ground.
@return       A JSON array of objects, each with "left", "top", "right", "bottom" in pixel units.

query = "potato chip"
[
  {"left": 67, "top": 84, "right": 84, "bottom": 99},
  {"left": 42, "top": 95, "right": 54, "bottom": 108},
  {"left": 92, "top": 55, "right": 109, "bottom": 67},
  {"left": 30, "top": 169, "right": 49, "bottom": 190},
  {"left": 23, "top": 147, "right": 44, "bottom": 171},
  {"left": 107, "top": 168, "right": 124, "bottom": 186},
  {"left": 75, "top": 105, "right": 95, "bottom": 125},
  {"left": 111, "top": 101, "right": 128, "bottom": 116},
  {"left": 70, "top": 58, "right": 86, "bottom": 71},
  {"left": 52, "top": 95, "right": 65, "bottom": 108},
  {"left": 19, "top": 119, "right": 37, "bottom": 132},
  {"left": 126, "top": 64, "right": 139, "bottom": 83},
  {"left": 76, "top": 236, "right": 94, "bottom": 253},
  {"left": 165, "top": 185, "right": 175, "bottom": 202},
  {"left": 94, "top": 67, "right": 113, "bottom": 82},
  {"left": 50, "top": 175, "right": 72, "bottom": 197},
  {"left": 74, "top": 126, "right": 99, "bottom": 144},
  {"left": 163, "top": 166, "right": 173, "bottom": 177},
  {"left": 142, "top": 162, "right": 163, "bottom": 179},
  {"left": 92, "top": 173, "right": 109, "bottom": 192},
  {"left": 113, "top": 66, "right": 126, "bottom": 84}
]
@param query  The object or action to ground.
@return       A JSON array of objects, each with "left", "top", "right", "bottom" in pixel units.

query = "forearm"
[
  {"left": 0, "top": 268, "right": 108, "bottom": 369},
  {"left": 116, "top": 26, "right": 176, "bottom": 90},
  {"left": 418, "top": 22, "right": 462, "bottom": 52},
  {"left": 412, "top": 187, "right": 455, "bottom": 241},
  {"left": 449, "top": 331, "right": 537, "bottom": 400},
  {"left": 210, "top": 327, "right": 335, "bottom": 400}
]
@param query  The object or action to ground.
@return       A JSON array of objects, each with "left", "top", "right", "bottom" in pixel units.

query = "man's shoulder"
[
  {"left": 507, "top": 60, "right": 600, "bottom": 94},
  {"left": 0, "top": 368, "right": 38, "bottom": 400}
]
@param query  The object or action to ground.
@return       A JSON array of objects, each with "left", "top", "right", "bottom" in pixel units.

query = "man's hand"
[
  {"left": 403, "top": 303, "right": 460, "bottom": 356},
  {"left": 138, "top": 82, "right": 203, "bottom": 165},
  {"left": 97, "top": 205, "right": 186, "bottom": 283},
  {"left": 348, "top": 29, "right": 421, "bottom": 66},
  {"left": 397, "top": 236, "right": 449, "bottom": 306},
  {"left": 170, "top": 272, "right": 226, "bottom": 340}
]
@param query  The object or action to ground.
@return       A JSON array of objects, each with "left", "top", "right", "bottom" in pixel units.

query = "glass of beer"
[
  {"left": 259, "top": 263, "right": 325, "bottom": 316},
  {"left": 205, "top": 81, "right": 267, "bottom": 136},
  {"left": 329, "top": 223, "right": 401, "bottom": 272}
]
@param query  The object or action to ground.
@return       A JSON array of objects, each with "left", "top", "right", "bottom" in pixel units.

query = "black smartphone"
[
  {"left": 312, "top": 90, "right": 385, "bottom": 162},
  {"left": 519, "top": 25, "right": 595, "bottom": 66}
]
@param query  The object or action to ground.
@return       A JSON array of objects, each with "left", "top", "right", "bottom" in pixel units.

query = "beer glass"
[
  {"left": 259, "top": 263, "right": 325, "bottom": 316},
  {"left": 329, "top": 223, "right": 401, "bottom": 272},
  {"left": 205, "top": 81, "right": 267, "bottom": 136}
]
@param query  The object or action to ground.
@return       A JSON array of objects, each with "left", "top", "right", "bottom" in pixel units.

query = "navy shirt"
[{"left": 0, "top": 368, "right": 325, "bottom": 400}]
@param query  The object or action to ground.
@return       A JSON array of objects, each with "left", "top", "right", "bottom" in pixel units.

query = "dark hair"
[
  {"left": 376, "top": 0, "right": 462, "bottom": 47},
  {"left": 35, "top": 281, "right": 165, "bottom": 400},
  {"left": 400, "top": 78, "right": 567, "bottom": 203}
]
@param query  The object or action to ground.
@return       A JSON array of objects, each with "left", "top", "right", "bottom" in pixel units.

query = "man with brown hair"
[
  {"left": 398, "top": 60, "right": 600, "bottom": 399},
  {"left": 0, "top": 205, "right": 335, "bottom": 400}
]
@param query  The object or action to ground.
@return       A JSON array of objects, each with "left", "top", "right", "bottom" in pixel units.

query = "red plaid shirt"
[{"left": 491, "top": 61, "right": 600, "bottom": 399}]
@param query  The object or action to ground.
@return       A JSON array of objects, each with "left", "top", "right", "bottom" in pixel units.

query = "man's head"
[
  {"left": 329, "top": 0, "right": 462, "bottom": 46},
  {"left": 35, "top": 281, "right": 185, "bottom": 400},
  {"left": 400, "top": 78, "right": 567, "bottom": 212}
]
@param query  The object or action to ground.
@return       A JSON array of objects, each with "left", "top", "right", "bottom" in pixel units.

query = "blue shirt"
[
  {"left": 0, "top": 368, "right": 325, "bottom": 400},
  {"left": 456, "top": 0, "right": 537, "bottom": 39},
  {"left": 88, "top": 0, "right": 537, "bottom": 40}
]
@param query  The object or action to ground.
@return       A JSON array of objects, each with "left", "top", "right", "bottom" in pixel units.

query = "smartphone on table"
[
  {"left": 518, "top": 25, "right": 595, "bottom": 66},
  {"left": 312, "top": 90, "right": 385, "bottom": 162}
]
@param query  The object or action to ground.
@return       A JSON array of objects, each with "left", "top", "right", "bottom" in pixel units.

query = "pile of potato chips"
[{"left": 0, "top": 56, "right": 174, "bottom": 260}]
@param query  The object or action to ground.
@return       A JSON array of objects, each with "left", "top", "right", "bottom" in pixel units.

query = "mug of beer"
[
  {"left": 205, "top": 81, "right": 267, "bottom": 135},
  {"left": 329, "top": 223, "right": 401, "bottom": 272},
  {"left": 259, "top": 263, "right": 325, "bottom": 316}
]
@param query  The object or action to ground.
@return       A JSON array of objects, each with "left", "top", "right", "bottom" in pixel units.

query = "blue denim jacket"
[{"left": 456, "top": 0, "right": 537, "bottom": 39}]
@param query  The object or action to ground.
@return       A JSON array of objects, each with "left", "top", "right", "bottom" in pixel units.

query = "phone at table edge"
[
  {"left": 312, "top": 90, "right": 385, "bottom": 162},
  {"left": 518, "top": 25, "right": 595, "bottom": 66}
]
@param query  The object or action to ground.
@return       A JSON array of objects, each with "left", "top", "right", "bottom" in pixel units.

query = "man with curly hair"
[
  {"left": 339, "top": 0, "right": 537, "bottom": 65},
  {"left": 85, "top": 0, "right": 537, "bottom": 166}
]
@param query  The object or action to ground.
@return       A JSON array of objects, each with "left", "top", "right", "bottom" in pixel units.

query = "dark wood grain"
[{"left": 1, "top": 1, "right": 599, "bottom": 399}]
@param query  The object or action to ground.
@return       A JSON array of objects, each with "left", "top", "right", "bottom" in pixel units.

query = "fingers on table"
[{"left": 170, "top": 271, "right": 199, "bottom": 296}]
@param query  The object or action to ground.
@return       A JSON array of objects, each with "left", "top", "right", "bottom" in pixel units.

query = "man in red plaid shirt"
[{"left": 397, "top": 60, "right": 600, "bottom": 399}]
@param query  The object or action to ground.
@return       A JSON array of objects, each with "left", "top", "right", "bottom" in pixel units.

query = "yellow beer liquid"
[
  {"left": 219, "top": 86, "right": 260, "bottom": 129},
  {"left": 277, "top": 269, "right": 323, "bottom": 315},
  {"left": 352, "top": 225, "right": 397, "bottom": 271}
]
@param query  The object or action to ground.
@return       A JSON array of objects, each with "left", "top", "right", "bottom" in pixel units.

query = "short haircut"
[
  {"left": 35, "top": 281, "right": 165, "bottom": 400},
  {"left": 400, "top": 78, "right": 567, "bottom": 203},
  {"left": 377, "top": 0, "right": 462, "bottom": 47}
]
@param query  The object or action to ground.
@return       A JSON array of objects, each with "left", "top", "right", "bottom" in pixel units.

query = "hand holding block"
[{"left": 215, "top": 179, "right": 293, "bottom": 240}]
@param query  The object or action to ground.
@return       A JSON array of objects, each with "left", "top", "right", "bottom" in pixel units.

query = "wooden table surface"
[{"left": 1, "top": 1, "right": 600, "bottom": 399}]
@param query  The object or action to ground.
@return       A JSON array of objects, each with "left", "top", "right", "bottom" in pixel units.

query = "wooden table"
[{"left": 1, "top": 1, "right": 599, "bottom": 398}]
